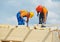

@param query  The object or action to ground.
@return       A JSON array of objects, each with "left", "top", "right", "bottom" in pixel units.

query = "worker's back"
[
  {"left": 43, "top": 7, "right": 48, "bottom": 15},
  {"left": 20, "top": 10, "right": 28, "bottom": 17}
]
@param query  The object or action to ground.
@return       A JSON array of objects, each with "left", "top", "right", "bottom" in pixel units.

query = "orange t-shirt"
[
  {"left": 20, "top": 10, "right": 30, "bottom": 18},
  {"left": 43, "top": 7, "right": 48, "bottom": 15},
  {"left": 43, "top": 7, "right": 48, "bottom": 22}
]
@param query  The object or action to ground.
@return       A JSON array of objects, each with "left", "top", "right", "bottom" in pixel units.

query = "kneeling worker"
[{"left": 16, "top": 10, "right": 34, "bottom": 27}]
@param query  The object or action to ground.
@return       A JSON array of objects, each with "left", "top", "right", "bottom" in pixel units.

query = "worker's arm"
[
  {"left": 27, "top": 17, "right": 29, "bottom": 23},
  {"left": 44, "top": 14, "right": 47, "bottom": 24},
  {"left": 26, "top": 14, "right": 30, "bottom": 27},
  {"left": 37, "top": 11, "right": 39, "bottom": 16},
  {"left": 44, "top": 12, "right": 48, "bottom": 24},
  {"left": 27, "top": 14, "right": 29, "bottom": 22}
]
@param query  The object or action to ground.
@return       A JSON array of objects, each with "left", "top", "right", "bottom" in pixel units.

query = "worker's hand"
[
  {"left": 37, "top": 11, "right": 39, "bottom": 16},
  {"left": 37, "top": 13, "right": 39, "bottom": 16},
  {"left": 43, "top": 19, "right": 46, "bottom": 24}
]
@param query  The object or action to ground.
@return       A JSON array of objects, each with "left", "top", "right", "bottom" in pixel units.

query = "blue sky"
[{"left": 0, "top": 0, "right": 60, "bottom": 26}]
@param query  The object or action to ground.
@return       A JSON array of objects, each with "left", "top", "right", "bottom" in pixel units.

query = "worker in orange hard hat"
[
  {"left": 16, "top": 10, "right": 34, "bottom": 27},
  {"left": 36, "top": 5, "right": 48, "bottom": 25}
]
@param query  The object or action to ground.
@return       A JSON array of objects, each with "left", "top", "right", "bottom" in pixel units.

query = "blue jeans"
[
  {"left": 39, "top": 12, "right": 48, "bottom": 24},
  {"left": 16, "top": 12, "right": 25, "bottom": 25},
  {"left": 39, "top": 12, "right": 44, "bottom": 24}
]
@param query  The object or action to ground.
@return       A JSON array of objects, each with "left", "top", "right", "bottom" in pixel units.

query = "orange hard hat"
[{"left": 36, "top": 5, "right": 43, "bottom": 12}]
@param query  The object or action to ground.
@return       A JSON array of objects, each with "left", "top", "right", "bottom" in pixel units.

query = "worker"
[
  {"left": 36, "top": 5, "right": 48, "bottom": 27},
  {"left": 16, "top": 10, "right": 34, "bottom": 27}
]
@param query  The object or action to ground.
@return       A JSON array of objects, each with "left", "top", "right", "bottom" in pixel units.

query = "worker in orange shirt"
[
  {"left": 36, "top": 5, "right": 48, "bottom": 26},
  {"left": 16, "top": 10, "right": 34, "bottom": 27}
]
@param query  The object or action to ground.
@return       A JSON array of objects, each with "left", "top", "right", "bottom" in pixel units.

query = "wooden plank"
[
  {"left": 58, "top": 30, "right": 60, "bottom": 39},
  {"left": 52, "top": 31, "right": 60, "bottom": 42},
  {"left": 0, "top": 24, "right": 10, "bottom": 28},
  {"left": 0, "top": 28, "right": 12, "bottom": 40},
  {"left": 6, "top": 27, "right": 30, "bottom": 41},
  {"left": 24, "top": 28, "right": 51, "bottom": 42},
  {"left": 2, "top": 41, "right": 10, "bottom": 42},
  {"left": 12, "top": 40, "right": 21, "bottom": 42},
  {"left": 0, "top": 40, "right": 22, "bottom": 42},
  {"left": 34, "top": 24, "right": 41, "bottom": 29},
  {"left": 0, "top": 40, "right": 2, "bottom": 42},
  {"left": 43, "top": 31, "right": 52, "bottom": 42}
]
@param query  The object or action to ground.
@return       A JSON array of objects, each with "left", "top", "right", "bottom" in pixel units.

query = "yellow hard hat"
[{"left": 29, "top": 12, "right": 34, "bottom": 18}]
